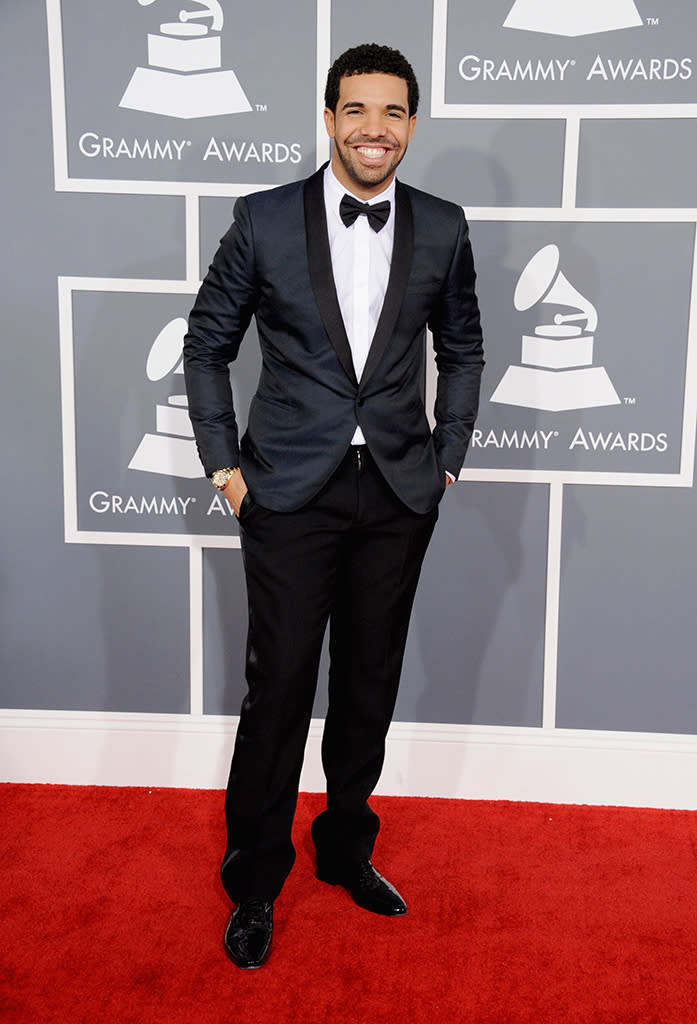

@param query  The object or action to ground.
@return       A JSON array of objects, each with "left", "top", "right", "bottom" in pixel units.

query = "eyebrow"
[{"left": 340, "top": 101, "right": 408, "bottom": 114}]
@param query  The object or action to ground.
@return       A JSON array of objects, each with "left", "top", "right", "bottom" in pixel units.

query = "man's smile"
[{"left": 354, "top": 144, "right": 393, "bottom": 157}]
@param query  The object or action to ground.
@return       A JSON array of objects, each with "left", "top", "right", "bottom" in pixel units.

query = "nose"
[{"left": 363, "top": 110, "right": 384, "bottom": 138}]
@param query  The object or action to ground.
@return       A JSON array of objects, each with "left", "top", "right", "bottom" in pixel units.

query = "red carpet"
[{"left": 2, "top": 785, "right": 697, "bottom": 1023}]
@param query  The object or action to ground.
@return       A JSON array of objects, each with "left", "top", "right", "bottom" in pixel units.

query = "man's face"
[{"left": 324, "top": 72, "right": 416, "bottom": 199}]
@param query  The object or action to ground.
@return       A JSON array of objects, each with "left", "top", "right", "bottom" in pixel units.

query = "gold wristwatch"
[{"left": 211, "top": 467, "right": 239, "bottom": 490}]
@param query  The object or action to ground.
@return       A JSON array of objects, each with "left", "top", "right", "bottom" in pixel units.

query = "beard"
[{"left": 332, "top": 134, "right": 407, "bottom": 193}]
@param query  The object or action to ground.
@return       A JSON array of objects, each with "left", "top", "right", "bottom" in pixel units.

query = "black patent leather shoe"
[
  {"left": 223, "top": 898, "right": 273, "bottom": 969},
  {"left": 316, "top": 859, "right": 407, "bottom": 916}
]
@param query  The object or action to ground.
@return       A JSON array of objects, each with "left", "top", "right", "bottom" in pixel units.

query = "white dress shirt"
[{"left": 323, "top": 164, "right": 395, "bottom": 445}]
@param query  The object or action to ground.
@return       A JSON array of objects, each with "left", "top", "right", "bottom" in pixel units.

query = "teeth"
[{"left": 357, "top": 147, "right": 387, "bottom": 157}]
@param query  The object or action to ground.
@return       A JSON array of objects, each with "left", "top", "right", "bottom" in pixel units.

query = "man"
[{"left": 184, "top": 43, "right": 484, "bottom": 969}]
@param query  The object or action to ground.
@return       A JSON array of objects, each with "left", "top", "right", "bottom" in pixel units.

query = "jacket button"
[{"left": 356, "top": 396, "right": 365, "bottom": 407}]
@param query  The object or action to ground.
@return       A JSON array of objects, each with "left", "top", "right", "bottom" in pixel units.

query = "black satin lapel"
[
  {"left": 303, "top": 169, "right": 358, "bottom": 387},
  {"left": 360, "top": 182, "right": 414, "bottom": 388}
]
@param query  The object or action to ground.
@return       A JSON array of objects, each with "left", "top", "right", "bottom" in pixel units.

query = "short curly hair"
[{"left": 324, "top": 43, "right": 419, "bottom": 116}]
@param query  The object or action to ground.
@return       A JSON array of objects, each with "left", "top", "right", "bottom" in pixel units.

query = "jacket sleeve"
[
  {"left": 183, "top": 197, "right": 260, "bottom": 476},
  {"left": 428, "top": 208, "right": 484, "bottom": 478}
]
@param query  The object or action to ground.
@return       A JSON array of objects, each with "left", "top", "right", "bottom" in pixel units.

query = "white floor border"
[{"left": 3, "top": 711, "right": 697, "bottom": 810}]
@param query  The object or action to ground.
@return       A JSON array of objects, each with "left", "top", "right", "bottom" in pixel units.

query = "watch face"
[{"left": 212, "top": 467, "right": 238, "bottom": 489}]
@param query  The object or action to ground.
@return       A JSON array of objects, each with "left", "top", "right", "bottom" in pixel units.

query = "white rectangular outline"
[
  {"left": 58, "top": 276, "right": 242, "bottom": 550},
  {"left": 541, "top": 481, "right": 563, "bottom": 729},
  {"left": 451, "top": 213, "right": 697, "bottom": 489},
  {"left": 46, "top": 0, "right": 331, "bottom": 197},
  {"left": 431, "top": 0, "right": 697, "bottom": 121}
]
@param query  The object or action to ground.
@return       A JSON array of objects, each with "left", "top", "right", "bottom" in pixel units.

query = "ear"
[
  {"left": 323, "top": 108, "right": 336, "bottom": 139},
  {"left": 407, "top": 114, "right": 417, "bottom": 142}
]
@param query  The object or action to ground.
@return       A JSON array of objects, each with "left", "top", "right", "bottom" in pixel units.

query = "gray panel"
[
  {"left": 0, "top": 543, "right": 190, "bottom": 713},
  {"left": 202, "top": 548, "right": 248, "bottom": 716},
  {"left": 557, "top": 475, "right": 697, "bottom": 733},
  {"left": 59, "top": 0, "right": 318, "bottom": 187},
  {"left": 467, "top": 221, "right": 693, "bottom": 476},
  {"left": 578, "top": 120, "right": 697, "bottom": 209},
  {"left": 409, "top": 120, "right": 565, "bottom": 209},
  {"left": 70, "top": 289, "right": 260, "bottom": 540},
  {"left": 395, "top": 481, "right": 548, "bottom": 726},
  {"left": 442, "top": 2, "right": 697, "bottom": 107},
  {"left": 42, "top": 194, "right": 185, "bottom": 280}
]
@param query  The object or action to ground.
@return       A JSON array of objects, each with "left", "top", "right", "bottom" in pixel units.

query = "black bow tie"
[{"left": 339, "top": 194, "right": 391, "bottom": 232}]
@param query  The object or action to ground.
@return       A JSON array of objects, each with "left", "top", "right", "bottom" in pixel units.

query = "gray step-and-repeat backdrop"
[{"left": 2, "top": 1, "right": 697, "bottom": 803}]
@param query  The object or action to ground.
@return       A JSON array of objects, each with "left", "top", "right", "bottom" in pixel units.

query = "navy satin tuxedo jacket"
[{"left": 184, "top": 164, "right": 484, "bottom": 514}]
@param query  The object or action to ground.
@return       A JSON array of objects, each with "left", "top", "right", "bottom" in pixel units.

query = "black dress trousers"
[{"left": 220, "top": 446, "right": 438, "bottom": 902}]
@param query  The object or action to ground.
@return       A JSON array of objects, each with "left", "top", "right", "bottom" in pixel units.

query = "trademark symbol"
[
  {"left": 646, "top": 16, "right": 659, "bottom": 26},
  {"left": 623, "top": 396, "right": 637, "bottom": 405},
  {"left": 553, "top": 431, "right": 559, "bottom": 437},
  {"left": 186, "top": 140, "right": 192, "bottom": 146},
  {"left": 256, "top": 103, "right": 268, "bottom": 112}
]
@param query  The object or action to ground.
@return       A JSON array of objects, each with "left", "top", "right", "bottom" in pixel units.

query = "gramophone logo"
[
  {"left": 491, "top": 245, "right": 621, "bottom": 412},
  {"left": 128, "top": 317, "right": 204, "bottom": 478},
  {"left": 503, "top": 0, "right": 643, "bottom": 37},
  {"left": 120, "top": 0, "right": 253, "bottom": 119}
]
